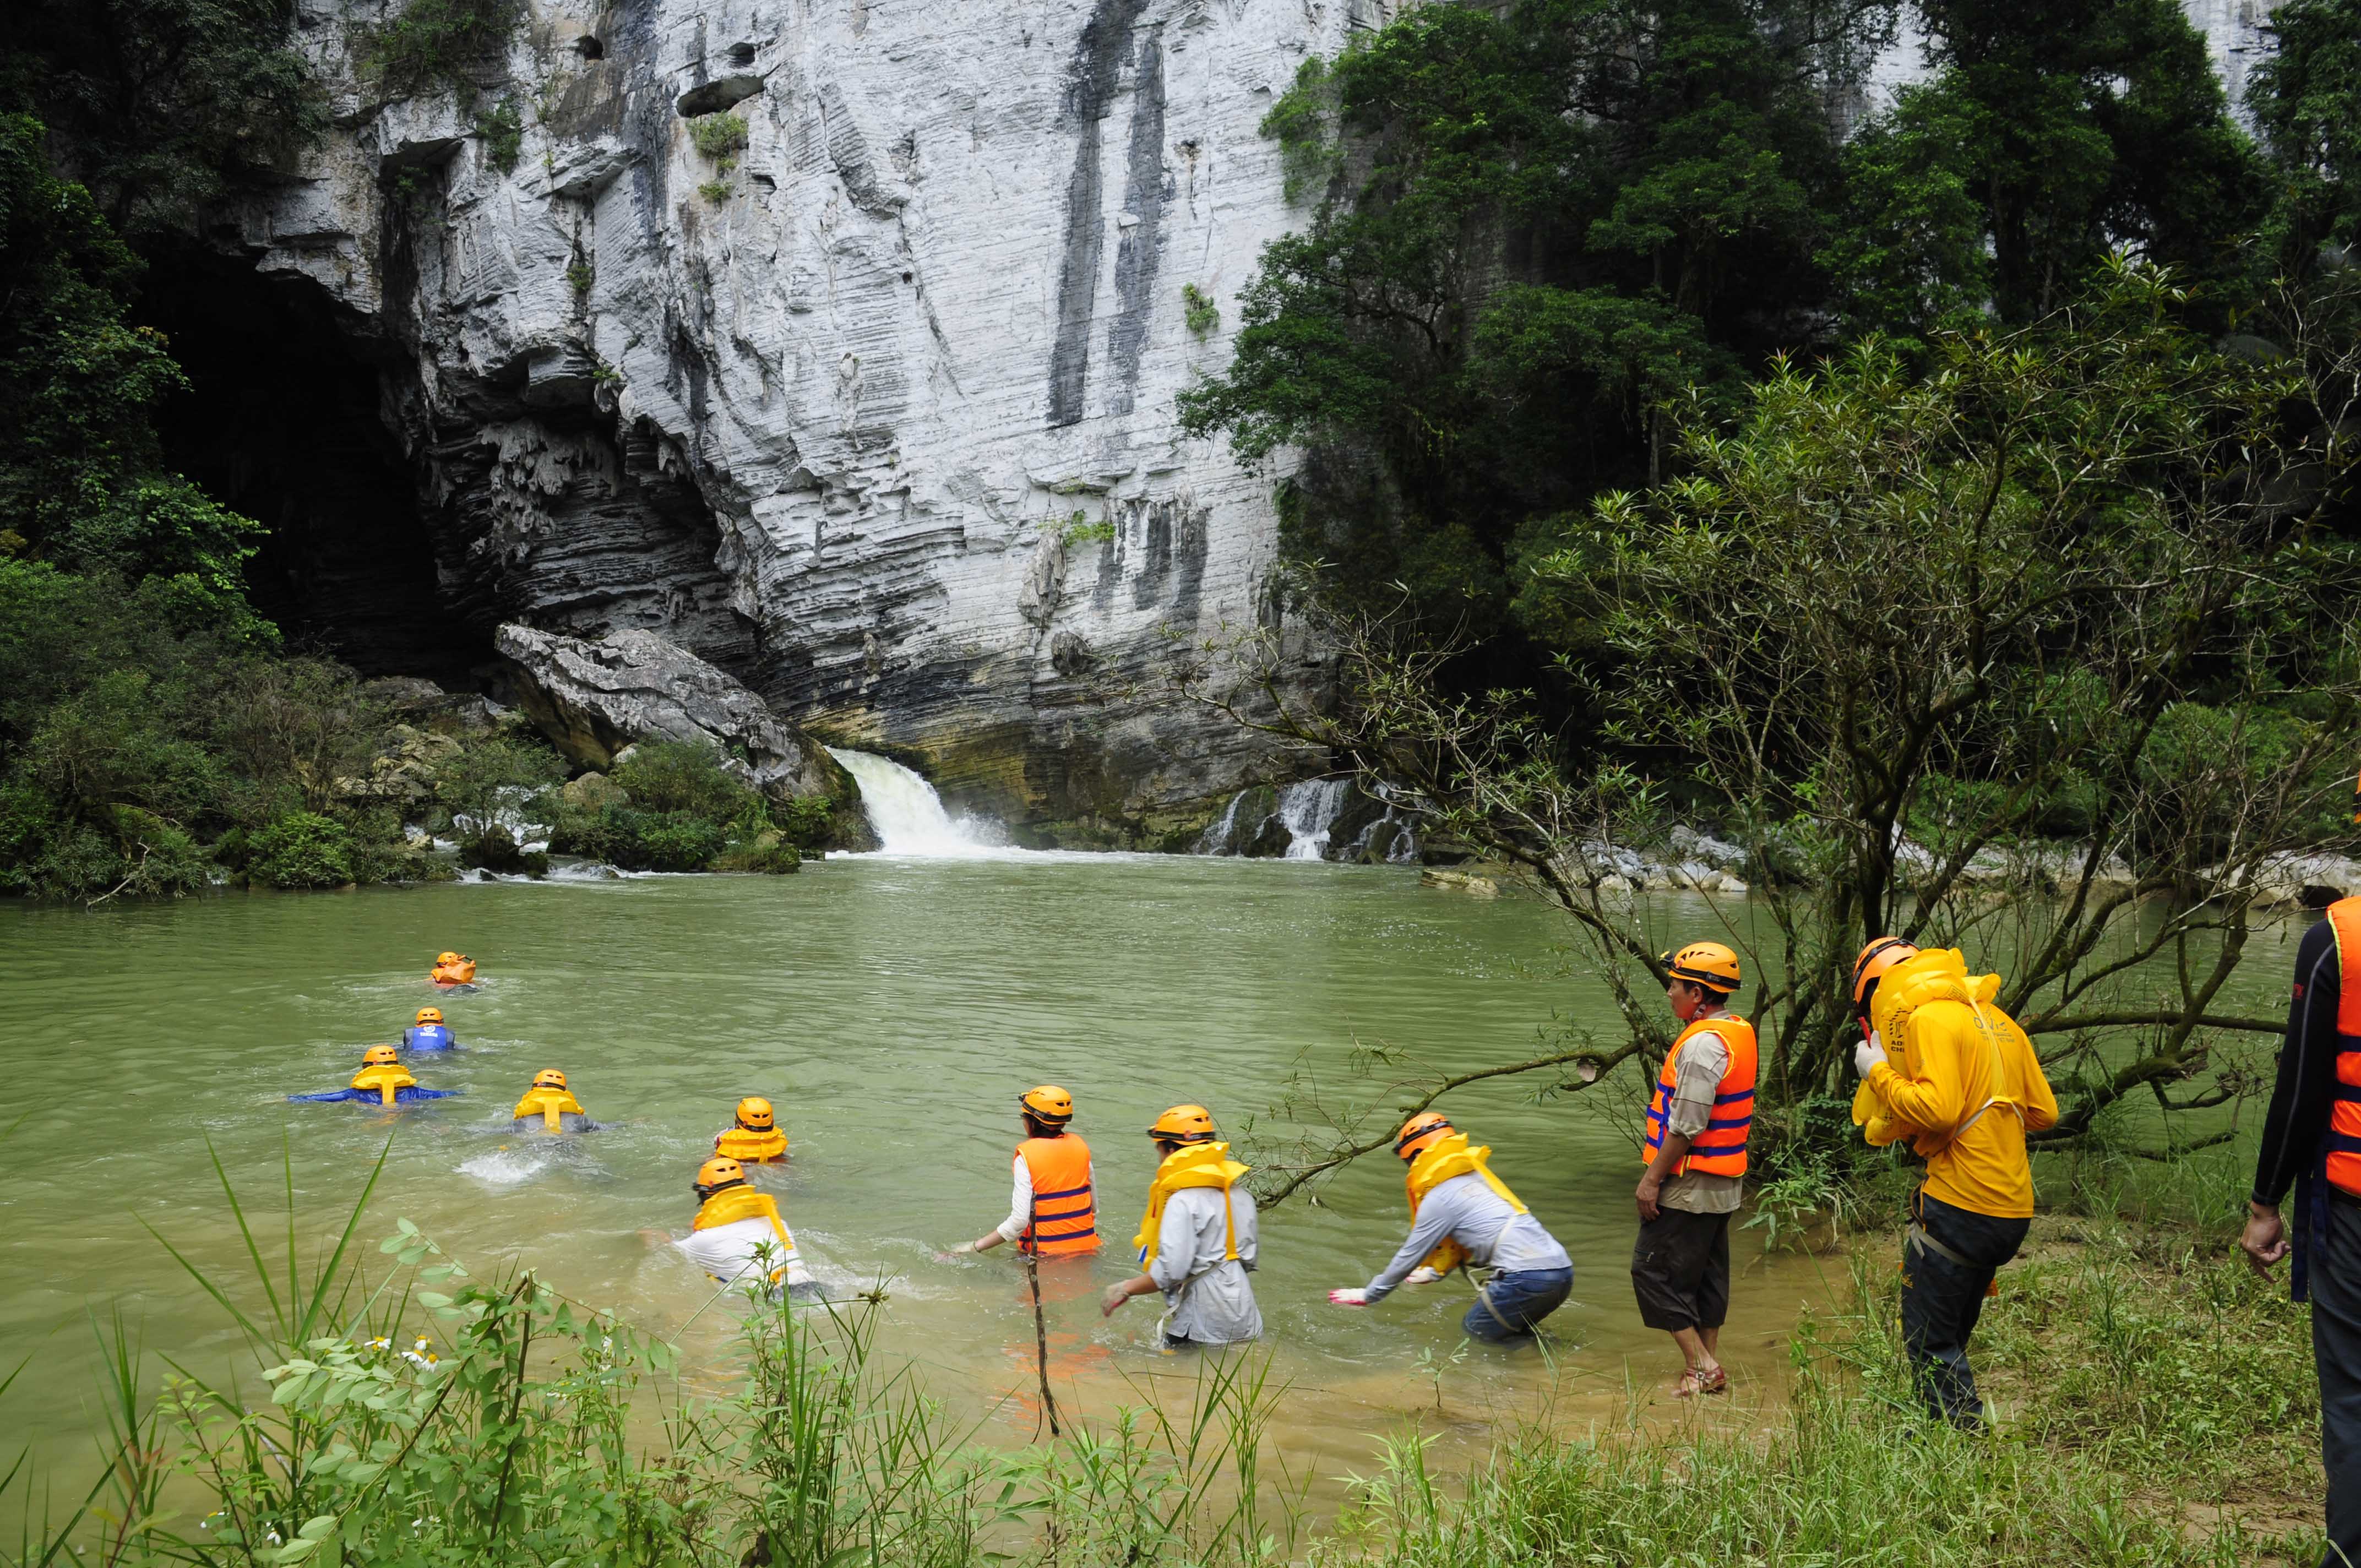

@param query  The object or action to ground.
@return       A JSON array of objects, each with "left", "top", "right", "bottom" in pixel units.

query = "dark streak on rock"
[
  {"left": 1103, "top": 28, "right": 1165, "bottom": 417},
  {"left": 1045, "top": 0, "right": 1151, "bottom": 429}
]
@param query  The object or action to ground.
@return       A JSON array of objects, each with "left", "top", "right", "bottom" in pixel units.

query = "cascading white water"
[
  {"left": 827, "top": 748, "right": 999, "bottom": 856},
  {"left": 1278, "top": 777, "right": 1352, "bottom": 861}
]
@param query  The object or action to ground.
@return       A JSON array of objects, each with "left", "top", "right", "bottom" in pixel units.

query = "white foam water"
[{"left": 827, "top": 748, "right": 1007, "bottom": 857}]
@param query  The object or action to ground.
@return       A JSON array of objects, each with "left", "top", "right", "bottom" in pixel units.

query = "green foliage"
[
  {"left": 246, "top": 811, "right": 352, "bottom": 889},
  {"left": 2248, "top": 0, "right": 2361, "bottom": 271},
  {"left": 474, "top": 98, "right": 524, "bottom": 171},
  {"left": 1181, "top": 282, "right": 1220, "bottom": 336},
  {"left": 611, "top": 741, "right": 759, "bottom": 822},
  {"left": 568, "top": 260, "right": 595, "bottom": 297},
  {"left": 699, "top": 177, "right": 732, "bottom": 204},
  {"left": 1060, "top": 511, "right": 1116, "bottom": 546},
  {"left": 692, "top": 111, "right": 749, "bottom": 172},
  {"left": 768, "top": 792, "right": 839, "bottom": 850},
  {"left": 431, "top": 722, "right": 565, "bottom": 830},
  {"left": 10, "top": 0, "right": 323, "bottom": 233},
  {"left": 713, "top": 835, "right": 802, "bottom": 874},
  {"left": 360, "top": 0, "right": 523, "bottom": 99}
]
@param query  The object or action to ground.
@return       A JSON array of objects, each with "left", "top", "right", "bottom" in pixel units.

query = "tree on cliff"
[{"left": 1190, "top": 267, "right": 2361, "bottom": 1199}]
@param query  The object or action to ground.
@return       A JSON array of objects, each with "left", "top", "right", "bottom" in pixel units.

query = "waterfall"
[
  {"left": 827, "top": 748, "right": 1000, "bottom": 856},
  {"left": 1278, "top": 777, "right": 1352, "bottom": 860}
]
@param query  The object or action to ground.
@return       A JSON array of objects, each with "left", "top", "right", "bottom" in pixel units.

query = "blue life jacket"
[{"left": 405, "top": 1024, "right": 456, "bottom": 1051}]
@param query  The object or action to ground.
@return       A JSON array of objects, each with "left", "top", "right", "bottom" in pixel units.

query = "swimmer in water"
[
  {"left": 288, "top": 1045, "right": 457, "bottom": 1107},
  {"left": 404, "top": 1007, "right": 457, "bottom": 1051},
  {"left": 429, "top": 951, "right": 477, "bottom": 987},
  {"left": 666, "top": 1156, "right": 813, "bottom": 1295},
  {"left": 510, "top": 1069, "right": 596, "bottom": 1133},
  {"left": 711, "top": 1097, "right": 787, "bottom": 1162}
]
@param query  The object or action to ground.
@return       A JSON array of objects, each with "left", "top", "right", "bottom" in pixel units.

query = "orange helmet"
[
  {"left": 415, "top": 1007, "right": 444, "bottom": 1025},
  {"left": 736, "top": 1096, "right": 775, "bottom": 1130},
  {"left": 1020, "top": 1085, "right": 1075, "bottom": 1125},
  {"left": 1852, "top": 937, "right": 1919, "bottom": 1013},
  {"left": 1395, "top": 1112, "right": 1454, "bottom": 1162},
  {"left": 436, "top": 951, "right": 460, "bottom": 966},
  {"left": 363, "top": 1044, "right": 400, "bottom": 1066},
  {"left": 532, "top": 1069, "right": 568, "bottom": 1090},
  {"left": 1147, "top": 1103, "right": 1216, "bottom": 1144},
  {"left": 1661, "top": 940, "right": 1740, "bottom": 994},
  {"left": 694, "top": 1156, "right": 746, "bottom": 1194}
]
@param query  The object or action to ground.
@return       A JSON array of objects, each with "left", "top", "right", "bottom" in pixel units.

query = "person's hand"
[
  {"left": 1403, "top": 1266, "right": 1442, "bottom": 1286},
  {"left": 1853, "top": 1029, "right": 1887, "bottom": 1078},
  {"left": 1100, "top": 1282, "right": 1133, "bottom": 1318},
  {"left": 1635, "top": 1176, "right": 1662, "bottom": 1222},
  {"left": 948, "top": 1240, "right": 976, "bottom": 1255},
  {"left": 2241, "top": 1203, "right": 2289, "bottom": 1277},
  {"left": 1328, "top": 1287, "right": 1369, "bottom": 1306}
]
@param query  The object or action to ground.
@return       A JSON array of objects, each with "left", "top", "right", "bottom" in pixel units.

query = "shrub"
[
  {"left": 714, "top": 835, "right": 800, "bottom": 874},
  {"left": 432, "top": 725, "right": 567, "bottom": 831},
  {"left": 1182, "top": 281, "right": 1220, "bottom": 336},
  {"left": 362, "top": 0, "right": 524, "bottom": 97},
  {"left": 610, "top": 741, "right": 758, "bottom": 823},
  {"left": 690, "top": 111, "right": 748, "bottom": 166},
  {"left": 474, "top": 99, "right": 524, "bottom": 171},
  {"left": 248, "top": 812, "right": 352, "bottom": 889},
  {"left": 628, "top": 812, "right": 728, "bottom": 872}
]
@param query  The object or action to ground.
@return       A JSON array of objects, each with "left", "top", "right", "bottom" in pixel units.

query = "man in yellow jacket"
[{"left": 1851, "top": 939, "right": 2059, "bottom": 1429}]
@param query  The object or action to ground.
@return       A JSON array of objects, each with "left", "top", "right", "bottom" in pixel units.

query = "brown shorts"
[{"left": 1630, "top": 1207, "right": 1732, "bottom": 1332}]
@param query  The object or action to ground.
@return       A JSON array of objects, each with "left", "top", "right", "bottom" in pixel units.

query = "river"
[{"left": 29, "top": 764, "right": 2282, "bottom": 1507}]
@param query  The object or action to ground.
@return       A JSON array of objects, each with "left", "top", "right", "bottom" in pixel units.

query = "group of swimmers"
[{"left": 290, "top": 951, "right": 817, "bottom": 1294}]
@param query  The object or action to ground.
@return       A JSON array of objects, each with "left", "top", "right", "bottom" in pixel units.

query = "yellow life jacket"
[
  {"left": 350, "top": 1062, "right": 417, "bottom": 1107},
  {"left": 1131, "top": 1141, "right": 1250, "bottom": 1265},
  {"left": 512, "top": 1086, "right": 587, "bottom": 1132},
  {"left": 1851, "top": 949, "right": 2023, "bottom": 1151},
  {"left": 1403, "top": 1133, "right": 1527, "bottom": 1276},
  {"left": 715, "top": 1125, "right": 789, "bottom": 1162},
  {"left": 691, "top": 1183, "right": 794, "bottom": 1278}
]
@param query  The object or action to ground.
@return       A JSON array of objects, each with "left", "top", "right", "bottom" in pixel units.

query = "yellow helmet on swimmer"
[
  {"left": 1852, "top": 937, "right": 1919, "bottom": 1016},
  {"left": 363, "top": 1044, "right": 400, "bottom": 1066},
  {"left": 532, "top": 1069, "right": 568, "bottom": 1091},
  {"left": 415, "top": 1007, "right": 444, "bottom": 1025},
  {"left": 694, "top": 1155, "right": 747, "bottom": 1195},
  {"left": 1395, "top": 1111, "right": 1454, "bottom": 1162},
  {"left": 736, "top": 1096, "right": 775, "bottom": 1130},
  {"left": 1020, "top": 1085, "right": 1075, "bottom": 1125},
  {"left": 1147, "top": 1103, "right": 1217, "bottom": 1144},
  {"left": 436, "top": 951, "right": 460, "bottom": 966},
  {"left": 1661, "top": 941, "right": 1741, "bottom": 994}
]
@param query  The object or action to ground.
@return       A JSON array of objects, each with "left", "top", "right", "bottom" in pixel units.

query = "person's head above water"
[
  {"left": 363, "top": 1044, "right": 400, "bottom": 1066},
  {"left": 415, "top": 1007, "right": 444, "bottom": 1026},
  {"left": 693, "top": 1155, "right": 747, "bottom": 1201},
  {"left": 1395, "top": 1111, "right": 1454, "bottom": 1163},
  {"left": 1020, "top": 1084, "right": 1074, "bottom": 1138},
  {"left": 735, "top": 1096, "right": 776, "bottom": 1131},
  {"left": 532, "top": 1069, "right": 567, "bottom": 1091},
  {"left": 1146, "top": 1102, "right": 1216, "bottom": 1155}
]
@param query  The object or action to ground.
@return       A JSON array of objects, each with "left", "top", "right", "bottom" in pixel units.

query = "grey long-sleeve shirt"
[
  {"left": 1363, "top": 1172, "right": 1570, "bottom": 1302},
  {"left": 1148, "top": 1184, "right": 1262, "bottom": 1344}
]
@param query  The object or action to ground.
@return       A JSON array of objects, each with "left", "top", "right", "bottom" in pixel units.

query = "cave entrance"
[{"left": 139, "top": 249, "right": 492, "bottom": 688}]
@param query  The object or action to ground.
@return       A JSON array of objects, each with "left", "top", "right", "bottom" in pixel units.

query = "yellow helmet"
[
  {"left": 532, "top": 1069, "right": 568, "bottom": 1090},
  {"left": 1661, "top": 941, "right": 1740, "bottom": 994},
  {"left": 694, "top": 1155, "right": 746, "bottom": 1194},
  {"left": 415, "top": 1007, "right": 444, "bottom": 1025},
  {"left": 736, "top": 1096, "right": 775, "bottom": 1131},
  {"left": 363, "top": 1044, "right": 400, "bottom": 1066},
  {"left": 436, "top": 951, "right": 460, "bottom": 966},
  {"left": 1395, "top": 1111, "right": 1454, "bottom": 1162},
  {"left": 1020, "top": 1085, "right": 1075, "bottom": 1125},
  {"left": 1852, "top": 937, "right": 1919, "bottom": 1011},
  {"left": 1147, "top": 1103, "right": 1216, "bottom": 1144}
]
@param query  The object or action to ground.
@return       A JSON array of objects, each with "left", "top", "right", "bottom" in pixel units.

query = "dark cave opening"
[{"left": 139, "top": 249, "right": 493, "bottom": 688}]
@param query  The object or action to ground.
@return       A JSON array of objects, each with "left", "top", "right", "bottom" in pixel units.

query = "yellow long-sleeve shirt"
[{"left": 1853, "top": 949, "right": 2059, "bottom": 1218}]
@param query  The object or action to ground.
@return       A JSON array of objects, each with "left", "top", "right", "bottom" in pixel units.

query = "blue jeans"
[{"left": 1464, "top": 1266, "right": 1573, "bottom": 1343}]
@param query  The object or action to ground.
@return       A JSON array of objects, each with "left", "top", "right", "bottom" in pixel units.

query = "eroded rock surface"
[{"left": 214, "top": 0, "right": 1389, "bottom": 843}]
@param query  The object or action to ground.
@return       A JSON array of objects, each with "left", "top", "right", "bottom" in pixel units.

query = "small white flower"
[{"left": 266, "top": 1531, "right": 282, "bottom": 1547}]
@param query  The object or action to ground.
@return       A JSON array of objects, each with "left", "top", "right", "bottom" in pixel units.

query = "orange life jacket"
[
  {"left": 1641, "top": 1014, "right": 1758, "bottom": 1179},
  {"left": 1016, "top": 1134, "right": 1097, "bottom": 1255},
  {"left": 2322, "top": 899, "right": 2361, "bottom": 1198}
]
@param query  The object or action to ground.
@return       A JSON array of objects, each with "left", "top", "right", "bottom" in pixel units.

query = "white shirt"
[
  {"left": 675, "top": 1216, "right": 813, "bottom": 1288},
  {"left": 995, "top": 1151, "right": 1098, "bottom": 1243},
  {"left": 1147, "top": 1185, "right": 1261, "bottom": 1344}
]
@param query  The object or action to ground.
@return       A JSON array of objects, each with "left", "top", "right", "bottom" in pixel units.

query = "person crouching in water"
[
  {"left": 1328, "top": 1113, "right": 1573, "bottom": 1343},
  {"left": 714, "top": 1097, "right": 788, "bottom": 1162},
  {"left": 1101, "top": 1104, "right": 1259, "bottom": 1346},
  {"left": 1851, "top": 937, "right": 2057, "bottom": 1429},
  {"left": 511, "top": 1069, "right": 594, "bottom": 1133},
  {"left": 1631, "top": 941, "right": 1754, "bottom": 1398},
  {"left": 674, "top": 1156, "right": 813, "bottom": 1294},
  {"left": 955, "top": 1085, "right": 1097, "bottom": 1257},
  {"left": 404, "top": 1007, "right": 456, "bottom": 1051}
]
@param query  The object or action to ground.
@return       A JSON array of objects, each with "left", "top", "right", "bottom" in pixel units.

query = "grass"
[{"left": 2, "top": 1142, "right": 2331, "bottom": 1567}]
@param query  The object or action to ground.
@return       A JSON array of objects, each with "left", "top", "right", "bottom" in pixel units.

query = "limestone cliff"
[{"left": 220, "top": 0, "right": 1386, "bottom": 843}]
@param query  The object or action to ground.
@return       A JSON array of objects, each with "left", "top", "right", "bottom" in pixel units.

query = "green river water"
[{"left": 3, "top": 846, "right": 2276, "bottom": 1499}]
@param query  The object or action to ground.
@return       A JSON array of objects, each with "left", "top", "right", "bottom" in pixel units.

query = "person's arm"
[
  {"left": 1105, "top": 1191, "right": 1193, "bottom": 1317},
  {"left": 961, "top": 1155, "right": 1030, "bottom": 1254},
  {"left": 2245, "top": 918, "right": 2342, "bottom": 1272},
  {"left": 1638, "top": 1035, "right": 1724, "bottom": 1219},
  {"left": 1353, "top": 1188, "right": 1460, "bottom": 1304},
  {"left": 2014, "top": 1019, "right": 2059, "bottom": 1134},
  {"left": 1866, "top": 1011, "right": 1968, "bottom": 1132}
]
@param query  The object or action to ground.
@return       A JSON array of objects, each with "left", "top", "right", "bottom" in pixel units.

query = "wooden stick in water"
[{"left": 1024, "top": 1205, "right": 1061, "bottom": 1438}]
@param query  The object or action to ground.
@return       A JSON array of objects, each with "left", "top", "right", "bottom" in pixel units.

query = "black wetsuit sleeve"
[{"left": 2252, "top": 917, "right": 2343, "bottom": 1207}]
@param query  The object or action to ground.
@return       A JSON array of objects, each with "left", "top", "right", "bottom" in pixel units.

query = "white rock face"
[{"left": 229, "top": 0, "right": 1397, "bottom": 839}]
